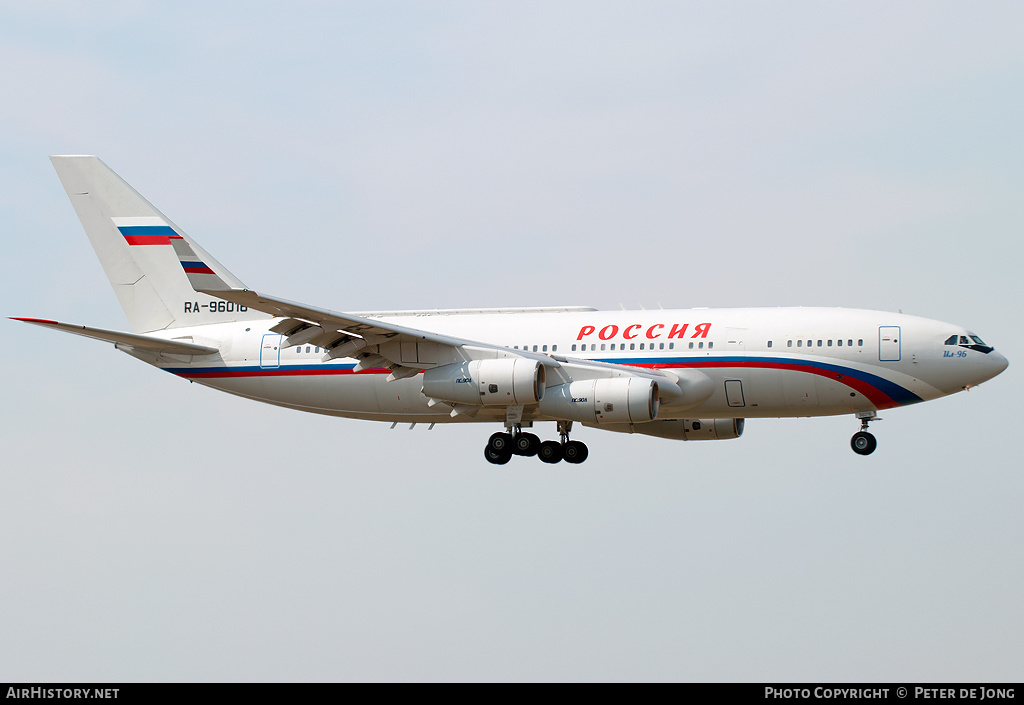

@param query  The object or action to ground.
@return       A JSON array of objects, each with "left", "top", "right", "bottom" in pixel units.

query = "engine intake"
[
  {"left": 421, "top": 358, "right": 545, "bottom": 406},
  {"left": 538, "top": 377, "right": 660, "bottom": 424}
]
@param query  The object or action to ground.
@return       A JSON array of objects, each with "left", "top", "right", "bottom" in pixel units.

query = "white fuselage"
[{"left": 135, "top": 307, "right": 1007, "bottom": 425}]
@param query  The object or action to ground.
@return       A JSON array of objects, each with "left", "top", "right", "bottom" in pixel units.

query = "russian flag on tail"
[
  {"left": 181, "top": 261, "right": 216, "bottom": 274},
  {"left": 112, "top": 216, "right": 182, "bottom": 245},
  {"left": 169, "top": 231, "right": 232, "bottom": 291}
]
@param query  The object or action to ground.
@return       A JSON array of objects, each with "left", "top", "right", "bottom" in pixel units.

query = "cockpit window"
[{"left": 947, "top": 333, "right": 995, "bottom": 354}]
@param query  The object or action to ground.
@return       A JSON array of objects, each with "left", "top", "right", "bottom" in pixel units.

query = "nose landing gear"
[
  {"left": 851, "top": 413, "right": 879, "bottom": 456},
  {"left": 483, "top": 421, "right": 589, "bottom": 465}
]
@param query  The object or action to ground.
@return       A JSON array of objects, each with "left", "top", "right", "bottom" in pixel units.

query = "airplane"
[{"left": 12, "top": 156, "right": 1009, "bottom": 464}]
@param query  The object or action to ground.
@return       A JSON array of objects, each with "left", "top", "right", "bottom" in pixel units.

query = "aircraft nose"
[
  {"left": 975, "top": 348, "right": 1009, "bottom": 386},
  {"left": 991, "top": 349, "right": 1009, "bottom": 375}
]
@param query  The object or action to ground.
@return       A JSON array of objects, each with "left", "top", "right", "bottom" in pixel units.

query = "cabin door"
[
  {"left": 260, "top": 334, "right": 282, "bottom": 369},
  {"left": 879, "top": 326, "right": 901, "bottom": 362}
]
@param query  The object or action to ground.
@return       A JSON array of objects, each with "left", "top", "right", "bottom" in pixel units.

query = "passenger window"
[
  {"left": 639, "top": 343, "right": 644, "bottom": 350},
  {"left": 570, "top": 345, "right": 575, "bottom": 351},
  {"left": 591, "top": 344, "right": 596, "bottom": 351},
  {"left": 552, "top": 345, "right": 557, "bottom": 352},
  {"left": 858, "top": 339, "right": 863, "bottom": 346},
  {"left": 660, "top": 343, "right": 665, "bottom": 350},
  {"left": 708, "top": 342, "right": 713, "bottom": 349},
  {"left": 848, "top": 339, "right": 853, "bottom": 346},
  {"left": 669, "top": 343, "right": 674, "bottom": 350},
  {"left": 542, "top": 345, "right": 548, "bottom": 352},
  {"left": 600, "top": 344, "right": 606, "bottom": 351},
  {"left": 315, "top": 347, "right": 320, "bottom": 353},
  {"left": 798, "top": 340, "right": 803, "bottom": 347},
  {"left": 630, "top": 343, "right": 635, "bottom": 350},
  {"left": 698, "top": 342, "right": 704, "bottom": 349},
  {"left": 305, "top": 346, "right": 311, "bottom": 353},
  {"left": 837, "top": 339, "right": 843, "bottom": 346},
  {"left": 817, "top": 340, "right": 822, "bottom": 347},
  {"left": 768, "top": 341, "right": 773, "bottom": 348},
  {"left": 827, "top": 340, "right": 833, "bottom": 347},
  {"left": 788, "top": 340, "right": 793, "bottom": 347},
  {"left": 689, "top": 342, "right": 694, "bottom": 349}
]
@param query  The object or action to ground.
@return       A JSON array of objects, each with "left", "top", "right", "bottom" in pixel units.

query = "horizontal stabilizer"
[{"left": 10, "top": 317, "right": 219, "bottom": 355}]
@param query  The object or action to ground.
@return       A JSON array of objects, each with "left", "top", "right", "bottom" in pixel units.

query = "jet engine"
[
  {"left": 538, "top": 377, "right": 660, "bottom": 424},
  {"left": 421, "top": 358, "right": 545, "bottom": 406}
]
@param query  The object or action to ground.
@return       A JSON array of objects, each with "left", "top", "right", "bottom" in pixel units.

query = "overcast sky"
[{"left": 2, "top": 1, "right": 1022, "bottom": 682}]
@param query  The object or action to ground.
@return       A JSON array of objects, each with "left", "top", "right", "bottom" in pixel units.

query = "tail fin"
[{"left": 50, "top": 156, "right": 269, "bottom": 333}]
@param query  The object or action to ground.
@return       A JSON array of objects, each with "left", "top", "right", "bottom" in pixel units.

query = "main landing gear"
[
  {"left": 484, "top": 421, "right": 589, "bottom": 465},
  {"left": 851, "top": 413, "right": 879, "bottom": 456}
]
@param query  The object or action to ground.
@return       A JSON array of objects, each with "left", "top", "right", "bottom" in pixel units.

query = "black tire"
[
  {"left": 514, "top": 432, "right": 541, "bottom": 457},
  {"left": 538, "top": 440, "right": 563, "bottom": 464},
  {"left": 562, "top": 440, "right": 589, "bottom": 464},
  {"left": 488, "top": 432, "right": 513, "bottom": 454},
  {"left": 851, "top": 431, "right": 877, "bottom": 456},
  {"left": 484, "top": 446, "right": 512, "bottom": 465}
]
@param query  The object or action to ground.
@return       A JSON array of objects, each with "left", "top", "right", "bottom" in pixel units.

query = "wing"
[
  {"left": 170, "top": 236, "right": 691, "bottom": 402},
  {"left": 170, "top": 236, "right": 559, "bottom": 375}
]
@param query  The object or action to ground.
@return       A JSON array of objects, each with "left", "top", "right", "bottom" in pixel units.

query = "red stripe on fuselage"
[
  {"left": 169, "top": 360, "right": 907, "bottom": 410},
  {"left": 641, "top": 360, "right": 900, "bottom": 409}
]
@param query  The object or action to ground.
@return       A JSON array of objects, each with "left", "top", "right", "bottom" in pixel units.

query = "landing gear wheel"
[
  {"left": 562, "top": 440, "right": 589, "bottom": 464},
  {"left": 538, "top": 440, "right": 564, "bottom": 464},
  {"left": 487, "top": 432, "right": 513, "bottom": 454},
  {"left": 851, "top": 431, "right": 877, "bottom": 456},
  {"left": 513, "top": 432, "right": 541, "bottom": 457},
  {"left": 484, "top": 446, "right": 512, "bottom": 465}
]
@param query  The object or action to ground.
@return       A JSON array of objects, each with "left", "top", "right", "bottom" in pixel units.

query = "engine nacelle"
[
  {"left": 538, "top": 377, "right": 660, "bottom": 424},
  {"left": 421, "top": 358, "right": 545, "bottom": 406},
  {"left": 590, "top": 418, "right": 745, "bottom": 441}
]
